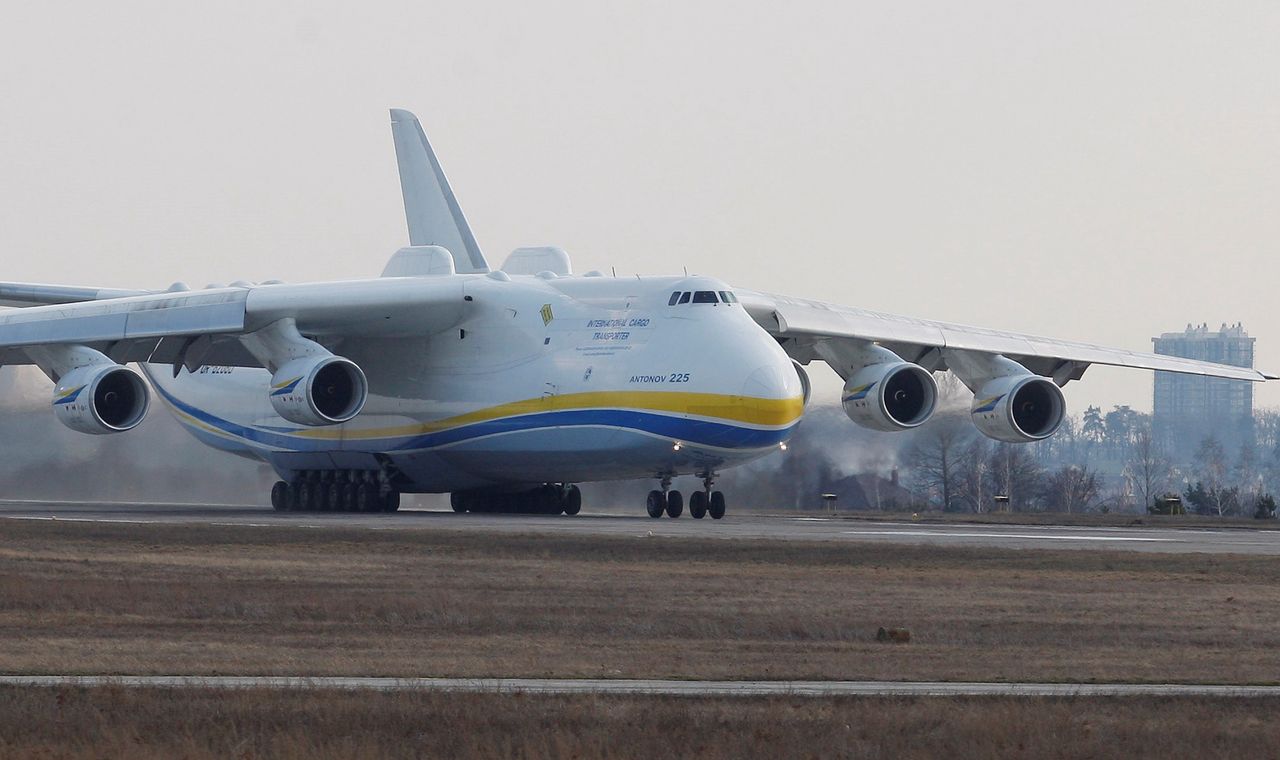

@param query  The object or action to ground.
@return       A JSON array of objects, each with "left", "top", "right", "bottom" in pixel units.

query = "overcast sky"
[{"left": 2, "top": 1, "right": 1277, "bottom": 414}]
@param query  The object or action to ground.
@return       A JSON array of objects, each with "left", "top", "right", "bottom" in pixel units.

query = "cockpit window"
[
  {"left": 678, "top": 291, "right": 691, "bottom": 304},
  {"left": 668, "top": 291, "right": 681, "bottom": 306},
  {"left": 692, "top": 291, "right": 719, "bottom": 304},
  {"left": 719, "top": 291, "right": 738, "bottom": 304}
]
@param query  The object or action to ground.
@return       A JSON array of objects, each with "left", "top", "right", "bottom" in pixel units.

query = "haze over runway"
[
  {"left": 4, "top": 501, "right": 1280, "bottom": 555},
  {"left": 4, "top": 2, "right": 1278, "bottom": 416}
]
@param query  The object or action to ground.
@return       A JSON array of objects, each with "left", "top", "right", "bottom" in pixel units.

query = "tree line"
[{"left": 904, "top": 405, "right": 1280, "bottom": 517}]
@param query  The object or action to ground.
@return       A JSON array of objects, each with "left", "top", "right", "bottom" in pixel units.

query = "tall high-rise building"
[{"left": 1152, "top": 322, "right": 1255, "bottom": 453}]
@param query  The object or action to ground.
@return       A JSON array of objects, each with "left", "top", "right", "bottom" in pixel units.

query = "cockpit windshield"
[{"left": 668, "top": 289, "right": 736, "bottom": 306}]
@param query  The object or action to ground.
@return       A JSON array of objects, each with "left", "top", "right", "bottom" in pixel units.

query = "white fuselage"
[{"left": 143, "top": 274, "right": 805, "bottom": 493}]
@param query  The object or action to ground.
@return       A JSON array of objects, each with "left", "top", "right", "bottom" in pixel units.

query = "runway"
[
  {"left": 3, "top": 500, "right": 1280, "bottom": 554},
  {"left": 4, "top": 675, "right": 1280, "bottom": 697}
]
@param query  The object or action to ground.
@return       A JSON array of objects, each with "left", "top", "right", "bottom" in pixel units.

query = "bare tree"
[
  {"left": 1235, "top": 440, "right": 1263, "bottom": 507},
  {"left": 987, "top": 443, "right": 1044, "bottom": 512},
  {"left": 904, "top": 413, "right": 970, "bottom": 512},
  {"left": 1043, "top": 464, "right": 1101, "bottom": 513},
  {"left": 955, "top": 437, "right": 991, "bottom": 513},
  {"left": 1193, "top": 436, "right": 1231, "bottom": 516},
  {"left": 1125, "top": 427, "right": 1170, "bottom": 514}
]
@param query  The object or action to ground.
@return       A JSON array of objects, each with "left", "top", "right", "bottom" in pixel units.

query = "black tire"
[
  {"left": 563, "top": 485, "right": 582, "bottom": 516},
  {"left": 689, "top": 490, "right": 707, "bottom": 519},
  {"left": 450, "top": 492, "right": 467, "bottom": 513},
  {"left": 324, "top": 483, "right": 340, "bottom": 511},
  {"left": 286, "top": 482, "right": 301, "bottom": 511},
  {"left": 709, "top": 491, "right": 726, "bottom": 519},
  {"left": 270, "top": 481, "right": 288, "bottom": 511},
  {"left": 646, "top": 490, "right": 665, "bottom": 518},
  {"left": 665, "top": 490, "right": 683, "bottom": 518},
  {"left": 356, "top": 482, "right": 376, "bottom": 512},
  {"left": 296, "top": 482, "right": 314, "bottom": 512},
  {"left": 382, "top": 490, "right": 401, "bottom": 513},
  {"left": 342, "top": 482, "right": 357, "bottom": 511}
]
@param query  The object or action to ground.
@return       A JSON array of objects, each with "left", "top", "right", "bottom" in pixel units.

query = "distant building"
[
  {"left": 824, "top": 469, "right": 918, "bottom": 511},
  {"left": 1152, "top": 322, "right": 1255, "bottom": 453}
]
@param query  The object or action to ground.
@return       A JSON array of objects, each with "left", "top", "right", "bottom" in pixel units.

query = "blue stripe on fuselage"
[{"left": 153, "top": 383, "right": 796, "bottom": 453}]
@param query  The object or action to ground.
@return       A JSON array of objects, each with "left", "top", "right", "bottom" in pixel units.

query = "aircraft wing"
[
  {"left": 738, "top": 290, "right": 1276, "bottom": 383},
  {"left": 0, "top": 282, "right": 149, "bottom": 307},
  {"left": 0, "top": 278, "right": 467, "bottom": 371}
]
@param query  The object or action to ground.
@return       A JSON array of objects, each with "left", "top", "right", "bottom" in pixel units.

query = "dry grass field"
[
  {"left": 1, "top": 518, "right": 1279, "bottom": 683},
  {"left": 1, "top": 686, "right": 1277, "bottom": 759}
]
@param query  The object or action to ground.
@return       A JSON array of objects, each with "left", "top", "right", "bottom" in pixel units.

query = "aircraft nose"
[{"left": 742, "top": 359, "right": 801, "bottom": 400}]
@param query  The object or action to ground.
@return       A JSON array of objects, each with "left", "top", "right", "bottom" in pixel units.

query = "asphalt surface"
[
  {"left": 2, "top": 675, "right": 1279, "bottom": 697},
  {"left": 3, "top": 500, "right": 1280, "bottom": 554}
]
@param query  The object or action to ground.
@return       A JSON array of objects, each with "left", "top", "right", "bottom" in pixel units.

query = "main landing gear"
[
  {"left": 271, "top": 470, "right": 400, "bottom": 513},
  {"left": 648, "top": 474, "right": 726, "bottom": 519},
  {"left": 451, "top": 484, "right": 583, "bottom": 515}
]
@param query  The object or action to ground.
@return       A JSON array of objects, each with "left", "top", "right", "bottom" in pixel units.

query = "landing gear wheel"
[
  {"left": 646, "top": 490, "right": 665, "bottom": 518},
  {"left": 382, "top": 490, "right": 401, "bottom": 513},
  {"left": 356, "top": 482, "right": 376, "bottom": 512},
  {"left": 563, "top": 485, "right": 582, "bottom": 516},
  {"left": 271, "top": 481, "right": 288, "bottom": 511},
  {"left": 342, "top": 482, "right": 357, "bottom": 511},
  {"left": 450, "top": 493, "right": 467, "bottom": 513},
  {"left": 709, "top": 491, "right": 727, "bottom": 519},
  {"left": 665, "top": 490, "right": 683, "bottom": 518},
  {"left": 689, "top": 490, "right": 707, "bottom": 519},
  {"left": 296, "top": 482, "right": 314, "bottom": 512},
  {"left": 286, "top": 482, "right": 301, "bottom": 511}
]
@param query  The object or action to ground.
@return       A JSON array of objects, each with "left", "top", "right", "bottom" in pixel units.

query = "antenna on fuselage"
[{"left": 611, "top": 267, "right": 617, "bottom": 278}]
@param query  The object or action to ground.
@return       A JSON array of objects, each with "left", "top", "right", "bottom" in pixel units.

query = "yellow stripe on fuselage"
[{"left": 290, "top": 390, "right": 806, "bottom": 441}]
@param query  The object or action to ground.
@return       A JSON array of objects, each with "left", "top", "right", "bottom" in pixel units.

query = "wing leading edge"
[
  {"left": 739, "top": 290, "right": 1276, "bottom": 383},
  {"left": 0, "top": 278, "right": 468, "bottom": 372}
]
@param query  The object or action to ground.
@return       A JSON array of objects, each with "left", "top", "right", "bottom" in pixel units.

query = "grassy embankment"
[
  {"left": 1, "top": 519, "right": 1279, "bottom": 683},
  {"left": 2, "top": 686, "right": 1278, "bottom": 759}
]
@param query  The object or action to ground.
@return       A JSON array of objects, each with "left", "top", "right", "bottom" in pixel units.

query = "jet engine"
[
  {"left": 269, "top": 355, "right": 368, "bottom": 426},
  {"left": 841, "top": 362, "right": 938, "bottom": 432},
  {"left": 53, "top": 364, "right": 151, "bottom": 434},
  {"left": 970, "top": 374, "right": 1065, "bottom": 443}
]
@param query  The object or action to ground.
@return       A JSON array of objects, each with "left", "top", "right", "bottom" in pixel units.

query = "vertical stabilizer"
[{"left": 389, "top": 109, "right": 489, "bottom": 273}]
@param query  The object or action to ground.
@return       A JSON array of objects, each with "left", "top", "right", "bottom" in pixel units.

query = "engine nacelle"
[
  {"left": 971, "top": 375, "right": 1065, "bottom": 443},
  {"left": 53, "top": 364, "right": 150, "bottom": 434},
  {"left": 841, "top": 362, "right": 938, "bottom": 432},
  {"left": 269, "top": 356, "right": 368, "bottom": 426}
]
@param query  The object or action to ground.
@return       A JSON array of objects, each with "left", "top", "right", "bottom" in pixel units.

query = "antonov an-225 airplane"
[{"left": 0, "top": 110, "right": 1272, "bottom": 518}]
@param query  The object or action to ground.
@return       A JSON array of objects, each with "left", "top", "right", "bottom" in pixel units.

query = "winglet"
[{"left": 389, "top": 109, "right": 489, "bottom": 274}]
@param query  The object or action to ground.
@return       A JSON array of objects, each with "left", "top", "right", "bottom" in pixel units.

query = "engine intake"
[
  {"left": 841, "top": 362, "right": 938, "bottom": 432},
  {"left": 971, "top": 375, "right": 1065, "bottom": 443},
  {"left": 53, "top": 364, "right": 151, "bottom": 434},
  {"left": 269, "top": 356, "right": 368, "bottom": 426}
]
